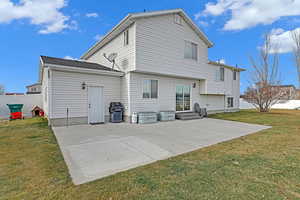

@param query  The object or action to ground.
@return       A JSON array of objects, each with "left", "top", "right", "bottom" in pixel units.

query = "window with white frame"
[
  {"left": 215, "top": 67, "right": 225, "bottom": 81},
  {"left": 143, "top": 80, "right": 158, "bottom": 99},
  {"left": 184, "top": 41, "right": 198, "bottom": 60},
  {"left": 124, "top": 29, "right": 129, "bottom": 46},
  {"left": 174, "top": 14, "right": 182, "bottom": 25},
  {"left": 227, "top": 97, "right": 234, "bottom": 108},
  {"left": 233, "top": 71, "right": 237, "bottom": 80}
]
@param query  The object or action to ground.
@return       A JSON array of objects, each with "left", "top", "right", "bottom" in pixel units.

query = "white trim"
[
  {"left": 87, "top": 84, "right": 105, "bottom": 87},
  {"left": 124, "top": 29, "right": 129, "bottom": 46},
  {"left": 142, "top": 79, "right": 159, "bottom": 99},
  {"left": 227, "top": 96, "right": 234, "bottom": 108},
  {"left": 184, "top": 40, "right": 198, "bottom": 61},
  {"left": 46, "top": 64, "right": 124, "bottom": 77},
  {"left": 87, "top": 86, "right": 105, "bottom": 124},
  {"left": 175, "top": 84, "right": 192, "bottom": 112},
  {"left": 82, "top": 17, "right": 134, "bottom": 59},
  {"left": 133, "top": 70, "right": 205, "bottom": 80}
]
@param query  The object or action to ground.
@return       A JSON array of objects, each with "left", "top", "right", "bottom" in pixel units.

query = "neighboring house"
[
  {"left": 39, "top": 9, "right": 245, "bottom": 126},
  {"left": 26, "top": 83, "right": 41, "bottom": 94},
  {"left": 241, "top": 84, "right": 298, "bottom": 103},
  {"left": 297, "top": 89, "right": 300, "bottom": 100},
  {"left": 272, "top": 85, "right": 298, "bottom": 100}
]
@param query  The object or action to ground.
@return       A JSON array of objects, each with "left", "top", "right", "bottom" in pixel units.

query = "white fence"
[
  {"left": 239, "top": 98, "right": 256, "bottom": 109},
  {"left": 240, "top": 98, "right": 300, "bottom": 110},
  {"left": 0, "top": 94, "right": 42, "bottom": 119},
  {"left": 272, "top": 100, "right": 300, "bottom": 110}
]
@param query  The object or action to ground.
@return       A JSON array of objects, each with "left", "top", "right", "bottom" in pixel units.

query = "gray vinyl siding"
[
  {"left": 129, "top": 72, "right": 201, "bottom": 114},
  {"left": 134, "top": 14, "right": 240, "bottom": 102},
  {"left": 86, "top": 24, "right": 136, "bottom": 73},
  {"left": 128, "top": 72, "right": 238, "bottom": 114},
  {"left": 199, "top": 95, "right": 226, "bottom": 111},
  {"left": 49, "top": 70, "right": 121, "bottom": 119},
  {"left": 135, "top": 14, "right": 208, "bottom": 79}
]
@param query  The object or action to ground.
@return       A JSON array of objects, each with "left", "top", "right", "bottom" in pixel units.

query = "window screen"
[{"left": 184, "top": 41, "right": 198, "bottom": 60}]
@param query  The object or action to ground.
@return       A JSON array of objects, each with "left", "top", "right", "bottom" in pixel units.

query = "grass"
[{"left": 1, "top": 110, "right": 300, "bottom": 199}]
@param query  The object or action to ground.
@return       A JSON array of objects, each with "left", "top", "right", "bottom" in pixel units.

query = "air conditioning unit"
[
  {"left": 159, "top": 111, "right": 175, "bottom": 121},
  {"left": 138, "top": 112, "right": 157, "bottom": 124}
]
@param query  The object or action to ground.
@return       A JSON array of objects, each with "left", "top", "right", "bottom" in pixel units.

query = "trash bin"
[{"left": 7, "top": 104, "right": 24, "bottom": 120}]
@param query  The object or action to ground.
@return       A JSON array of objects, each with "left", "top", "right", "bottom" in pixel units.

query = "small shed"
[{"left": 31, "top": 106, "right": 44, "bottom": 117}]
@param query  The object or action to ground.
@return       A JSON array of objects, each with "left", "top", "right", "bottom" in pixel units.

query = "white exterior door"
[{"left": 88, "top": 86, "right": 104, "bottom": 124}]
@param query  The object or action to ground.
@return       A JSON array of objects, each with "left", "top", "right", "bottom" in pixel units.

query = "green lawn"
[{"left": 1, "top": 110, "right": 300, "bottom": 199}]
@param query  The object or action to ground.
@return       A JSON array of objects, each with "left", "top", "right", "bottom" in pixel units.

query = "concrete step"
[
  {"left": 175, "top": 112, "right": 202, "bottom": 120},
  {"left": 180, "top": 115, "right": 202, "bottom": 120}
]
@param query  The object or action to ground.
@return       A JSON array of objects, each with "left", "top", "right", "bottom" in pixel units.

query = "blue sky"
[{"left": 1, "top": 0, "right": 300, "bottom": 93}]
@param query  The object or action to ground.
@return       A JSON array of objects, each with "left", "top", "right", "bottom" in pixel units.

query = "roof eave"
[
  {"left": 46, "top": 64, "right": 124, "bottom": 77},
  {"left": 81, "top": 14, "right": 133, "bottom": 59},
  {"left": 208, "top": 61, "right": 246, "bottom": 72}
]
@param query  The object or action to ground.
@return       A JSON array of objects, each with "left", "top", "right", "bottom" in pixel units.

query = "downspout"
[{"left": 224, "top": 92, "right": 226, "bottom": 113}]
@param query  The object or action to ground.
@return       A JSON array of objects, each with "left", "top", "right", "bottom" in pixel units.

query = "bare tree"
[
  {"left": 0, "top": 84, "right": 4, "bottom": 95},
  {"left": 291, "top": 29, "right": 300, "bottom": 88},
  {"left": 243, "top": 33, "right": 285, "bottom": 112}
]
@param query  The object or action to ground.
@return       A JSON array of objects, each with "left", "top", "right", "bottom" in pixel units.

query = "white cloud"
[
  {"left": 94, "top": 34, "right": 103, "bottom": 41},
  {"left": 197, "top": 0, "right": 300, "bottom": 31},
  {"left": 269, "top": 28, "right": 300, "bottom": 54},
  {"left": 270, "top": 28, "right": 285, "bottom": 35},
  {"left": 198, "top": 20, "right": 209, "bottom": 27},
  {"left": 0, "top": 0, "right": 75, "bottom": 34},
  {"left": 64, "top": 56, "right": 76, "bottom": 60},
  {"left": 219, "top": 59, "right": 226, "bottom": 64},
  {"left": 86, "top": 13, "right": 99, "bottom": 18}
]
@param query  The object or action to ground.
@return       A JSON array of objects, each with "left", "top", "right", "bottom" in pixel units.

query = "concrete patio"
[{"left": 52, "top": 118, "right": 270, "bottom": 185}]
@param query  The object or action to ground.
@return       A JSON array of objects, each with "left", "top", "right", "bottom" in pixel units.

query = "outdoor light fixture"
[
  {"left": 81, "top": 82, "right": 86, "bottom": 90},
  {"left": 193, "top": 82, "right": 196, "bottom": 88}
]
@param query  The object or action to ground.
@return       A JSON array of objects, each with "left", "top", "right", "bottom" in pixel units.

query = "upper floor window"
[
  {"left": 216, "top": 67, "right": 225, "bottom": 81},
  {"left": 143, "top": 80, "right": 158, "bottom": 99},
  {"left": 174, "top": 14, "right": 182, "bottom": 25},
  {"left": 233, "top": 71, "right": 237, "bottom": 80},
  {"left": 184, "top": 41, "right": 198, "bottom": 61},
  {"left": 124, "top": 29, "right": 129, "bottom": 46}
]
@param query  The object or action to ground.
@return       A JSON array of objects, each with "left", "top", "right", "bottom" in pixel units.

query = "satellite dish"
[{"left": 108, "top": 53, "right": 118, "bottom": 62}]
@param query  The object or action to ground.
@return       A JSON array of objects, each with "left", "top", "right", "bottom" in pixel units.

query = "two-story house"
[
  {"left": 26, "top": 83, "right": 42, "bottom": 94},
  {"left": 39, "top": 9, "right": 245, "bottom": 126}
]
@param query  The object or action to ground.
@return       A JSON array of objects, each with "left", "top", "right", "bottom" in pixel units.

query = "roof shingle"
[{"left": 40, "top": 56, "right": 119, "bottom": 72}]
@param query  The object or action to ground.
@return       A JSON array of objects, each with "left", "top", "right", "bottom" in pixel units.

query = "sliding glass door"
[{"left": 176, "top": 85, "right": 191, "bottom": 112}]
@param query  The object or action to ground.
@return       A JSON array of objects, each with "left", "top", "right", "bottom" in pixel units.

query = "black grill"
[{"left": 109, "top": 102, "right": 124, "bottom": 123}]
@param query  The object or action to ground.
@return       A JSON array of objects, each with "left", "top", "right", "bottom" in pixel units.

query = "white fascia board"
[
  {"left": 46, "top": 64, "right": 124, "bottom": 77},
  {"left": 133, "top": 70, "right": 205, "bottom": 80},
  {"left": 81, "top": 15, "right": 134, "bottom": 59}
]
